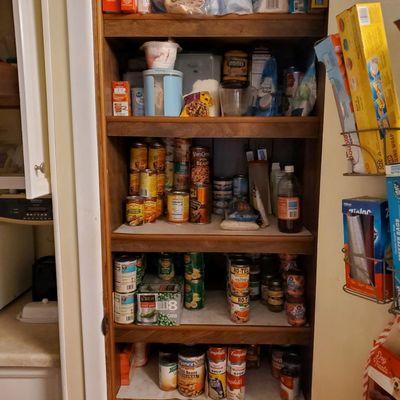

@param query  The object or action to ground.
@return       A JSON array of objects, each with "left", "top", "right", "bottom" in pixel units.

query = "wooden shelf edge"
[{"left": 0, "top": 94, "right": 20, "bottom": 108}]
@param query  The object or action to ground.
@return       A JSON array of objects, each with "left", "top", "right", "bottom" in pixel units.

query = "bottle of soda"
[{"left": 277, "top": 165, "right": 302, "bottom": 233}]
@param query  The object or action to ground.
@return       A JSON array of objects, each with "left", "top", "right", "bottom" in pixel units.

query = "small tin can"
[
  {"left": 129, "top": 170, "right": 140, "bottom": 196},
  {"left": 191, "top": 146, "right": 210, "bottom": 185},
  {"left": 214, "top": 190, "right": 233, "bottom": 201},
  {"left": 158, "top": 253, "right": 175, "bottom": 281},
  {"left": 286, "top": 296, "right": 306, "bottom": 327},
  {"left": 246, "top": 345, "right": 261, "bottom": 369},
  {"left": 165, "top": 161, "right": 174, "bottom": 190},
  {"left": 229, "top": 257, "right": 251, "bottom": 297},
  {"left": 144, "top": 196, "right": 157, "bottom": 223},
  {"left": 233, "top": 174, "right": 248, "bottom": 198},
  {"left": 131, "top": 87, "right": 144, "bottom": 116},
  {"left": 156, "top": 195, "right": 163, "bottom": 218},
  {"left": 213, "top": 177, "right": 233, "bottom": 192},
  {"left": 126, "top": 196, "right": 144, "bottom": 226},
  {"left": 167, "top": 191, "right": 189, "bottom": 223},
  {"left": 213, "top": 199, "right": 230, "bottom": 209},
  {"left": 148, "top": 142, "right": 166, "bottom": 171},
  {"left": 163, "top": 138, "right": 175, "bottom": 162},
  {"left": 190, "top": 185, "right": 210, "bottom": 224},
  {"left": 130, "top": 142, "right": 147, "bottom": 171},
  {"left": 113, "top": 292, "right": 135, "bottom": 324},
  {"left": 227, "top": 347, "right": 247, "bottom": 400},
  {"left": 184, "top": 279, "right": 204, "bottom": 310},
  {"left": 140, "top": 169, "right": 157, "bottom": 198},
  {"left": 159, "top": 353, "right": 178, "bottom": 391},
  {"left": 229, "top": 293, "right": 250, "bottom": 324},
  {"left": 174, "top": 138, "right": 191, "bottom": 163},
  {"left": 178, "top": 348, "right": 205, "bottom": 397},
  {"left": 184, "top": 252, "right": 204, "bottom": 281},
  {"left": 207, "top": 347, "right": 227, "bottom": 400},
  {"left": 213, "top": 207, "right": 226, "bottom": 216},
  {"left": 156, "top": 172, "right": 166, "bottom": 196},
  {"left": 114, "top": 255, "right": 137, "bottom": 293},
  {"left": 174, "top": 162, "right": 190, "bottom": 191}
]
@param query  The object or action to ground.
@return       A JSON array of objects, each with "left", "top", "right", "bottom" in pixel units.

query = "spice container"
[
  {"left": 267, "top": 277, "right": 284, "bottom": 312},
  {"left": 286, "top": 296, "right": 306, "bottom": 326},
  {"left": 178, "top": 347, "right": 206, "bottom": 397}
]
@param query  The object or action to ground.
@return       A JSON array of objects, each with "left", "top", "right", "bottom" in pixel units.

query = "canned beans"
[
  {"left": 191, "top": 146, "right": 210, "bottom": 185},
  {"left": 190, "top": 185, "right": 210, "bottom": 224}
]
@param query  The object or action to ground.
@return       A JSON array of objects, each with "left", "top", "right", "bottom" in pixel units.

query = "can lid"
[{"left": 285, "top": 165, "right": 294, "bottom": 173}]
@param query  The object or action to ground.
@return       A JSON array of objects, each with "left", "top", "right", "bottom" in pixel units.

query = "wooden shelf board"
[
  {"left": 111, "top": 215, "right": 314, "bottom": 254},
  {"left": 0, "top": 175, "right": 25, "bottom": 190},
  {"left": 0, "top": 94, "right": 20, "bottom": 108},
  {"left": 107, "top": 116, "right": 320, "bottom": 139},
  {"left": 117, "top": 358, "right": 305, "bottom": 399},
  {"left": 103, "top": 13, "right": 326, "bottom": 39},
  {"left": 114, "top": 291, "right": 311, "bottom": 345}
]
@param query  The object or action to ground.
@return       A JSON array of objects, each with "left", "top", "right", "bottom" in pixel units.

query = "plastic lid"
[
  {"left": 285, "top": 165, "right": 294, "bottom": 173},
  {"left": 143, "top": 68, "right": 183, "bottom": 77},
  {"left": 272, "top": 162, "right": 280, "bottom": 170}
]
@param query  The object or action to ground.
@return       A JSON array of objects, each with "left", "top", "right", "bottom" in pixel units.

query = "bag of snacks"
[
  {"left": 181, "top": 91, "right": 214, "bottom": 117},
  {"left": 216, "top": 0, "right": 253, "bottom": 14},
  {"left": 164, "top": 0, "right": 208, "bottom": 14}
]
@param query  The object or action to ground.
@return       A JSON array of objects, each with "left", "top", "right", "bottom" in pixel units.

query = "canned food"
[
  {"left": 135, "top": 253, "right": 146, "bottom": 285},
  {"left": 233, "top": 174, "right": 248, "bottom": 197},
  {"left": 249, "top": 264, "right": 261, "bottom": 301},
  {"left": 207, "top": 347, "right": 227, "bottom": 400},
  {"left": 113, "top": 292, "right": 135, "bottom": 324},
  {"left": 190, "top": 185, "right": 210, "bottom": 224},
  {"left": 213, "top": 207, "right": 226, "bottom": 216},
  {"left": 229, "top": 293, "right": 250, "bottom": 324},
  {"left": 174, "top": 138, "right": 191, "bottom": 162},
  {"left": 214, "top": 190, "right": 233, "bottom": 200},
  {"left": 129, "top": 170, "right": 140, "bottom": 196},
  {"left": 184, "top": 279, "right": 204, "bottom": 310},
  {"left": 271, "top": 346, "right": 287, "bottom": 379},
  {"left": 280, "top": 353, "right": 301, "bottom": 400},
  {"left": 229, "top": 257, "right": 251, "bottom": 297},
  {"left": 163, "top": 138, "right": 175, "bottom": 162},
  {"left": 149, "top": 142, "right": 166, "bottom": 171},
  {"left": 268, "top": 277, "right": 284, "bottom": 312},
  {"left": 133, "top": 342, "right": 148, "bottom": 367},
  {"left": 165, "top": 161, "right": 174, "bottom": 190},
  {"left": 156, "top": 195, "right": 163, "bottom": 218},
  {"left": 191, "top": 146, "right": 210, "bottom": 185},
  {"left": 126, "top": 196, "right": 144, "bottom": 226},
  {"left": 136, "top": 293, "right": 157, "bottom": 325},
  {"left": 158, "top": 253, "right": 175, "bottom": 281},
  {"left": 227, "top": 347, "right": 247, "bottom": 400},
  {"left": 156, "top": 172, "right": 166, "bottom": 195},
  {"left": 286, "top": 271, "right": 305, "bottom": 297},
  {"left": 213, "top": 199, "right": 230, "bottom": 209},
  {"left": 140, "top": 169, "right": 157, "bottom": 197},
  {"left": 286, "top": 296, "right": 306, "bottom": 327},
  {"left": 114, "top": 255, "right": 137, "bottom": 293},
  {"left": 246, "top": 345, "right": 260, "bottom": 369},
  {"left": 184, "top": 252, "right": 204, "bottom": 281},
  {"left": 159, "top": 353, "right": 178, "bottom": 391},
  {"left": 167, "top": 191, "right": 189, "bottom": 223},
  {"left": 144, "top": 197, "right": 157, "bottom": 223},
  {"left": 174, "top": 162, "right": 190, "bottom": 191},
  {"left": 130, "top": 142, "right": 147, "bottom": 171},
  {"left": 213, "top": 177, "right": 233, "bottom": 192},
  {"left": 178, "top": 348, "right": 205, "bottom": 397}
]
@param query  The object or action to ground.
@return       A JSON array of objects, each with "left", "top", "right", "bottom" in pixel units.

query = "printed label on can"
[
  {"left": 129, "top": 171, "right": 140, "bottom": 195},
  {"left": 114, "top": 292, "right": 135, "bottom": 324},
  {"left": 140, "top": 170, "right": 157, "bottom": 198},
  {"left": 157, "top": 173, "right": 166, "bottom": 195},
  {"left": 144, "top": 197, "right": 157, "bottom": 223},
  {"left": 230, "top": 295, "right": 250, "bottom": 324},
  {"left": 126, "top": 197, "right": 144, "bottom": 226},
  {"left": 208, "top": 347, "right": 227, "bottom": 400},
  {"left": 190, "top": 185, "right": 210, "bottom": 224},
  {"left": 280, "top": 375, "right": 300, "bottom": 400},
  {"left": 136, "top": 293, "right": 157, "bottom": 324},
  {"left": 149, "top": 145, "right": 166, "bottom": 171},
  {"left": 184, "top": 280, "right": 204, "bottom": 310},
  {"left": 159, "top": 357, "right": 178, "bottom": 391},
  {"left": 114, "top": 257, "right": 137, "bottom": 293},
  {"left": 178, "top": 353, "right": 205, "bottom": 397},
  {"left": 130, "top": 145, "right": 147, "bottom": 171},
  {"left": 229, "top": 265, "right": 250, "bottom": 296},
  {"left": 271, "top": 350, "right": 284, "bottom": 379},
  {"left": 158, "top": 255, "right": 175, "bottom": 281},
  {"left": 168, "top": 192, "right": 189, "bottom": 223},
  {"left": 165, "top": 162, "right": 174, "bottom": 189},
  {"left": 278, "top": 197, "right": 300, "bottom": 220}
]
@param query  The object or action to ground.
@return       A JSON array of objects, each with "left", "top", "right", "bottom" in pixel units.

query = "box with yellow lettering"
[{"left": 337, "top": 3, "right": 400, "bottom": 173}]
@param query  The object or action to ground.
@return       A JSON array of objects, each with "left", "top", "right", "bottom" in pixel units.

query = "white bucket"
[{"left": 141, "top": 41, "right": 181, "bottom": 69}]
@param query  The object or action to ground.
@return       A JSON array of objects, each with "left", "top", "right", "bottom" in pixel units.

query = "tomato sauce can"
[
  {"left": 140, "top": 169, "right": 157, "bottom": 197},
  {"left": 149, "top": 142, "right": 166, "bottom": 171},
  {"left": 113, "top": 292, "right": 135, "bottom": 324},
  {"left": 229, "top": 292, "right": 250, "bottom": 324},
  {"left": 184, "top": 279, "right": 204, "bottom": 310},
  {"left": 227, "top": 347, "right": 247, "bottom": 400},
  {"left": 174, "top": 162, "right": 190, "bottom": 191},
  {"left": 190, "top": 185, "right": 210, "bottom": 224},
  {"left": 167, "top": 191, "right": 189, "bottom": 223},
  {"left": 114, "top": 255, "right": 138, "bottom": 293},
  {"left": 126, "top": 196, "right": 144, "bottom": 226},
  {"left": 129, "top": 170, "right": 140, "bottom": 196},
  {"left": 130, "top": 142, "right": 147, "bottom": 171},
  {"left": 144, "top": 197, "right": 157, "bottom": 223},
  {"left": 174, "top": 138, "right": 191, "bottom": 162},
  {"left": 178, "top": 348, "right": 205, "bottom": 397},
  {"left": 229, "top": 257, "right": 251, "bottom": 297},
  {"left": 207, "top": 347, "right": 227, "bottom": 400},
  {"left": 159, "top": 353, "right": 178, "bottom": 391},
  {"left": 191, "top": 146, "right": 210, "bottom": 185}
]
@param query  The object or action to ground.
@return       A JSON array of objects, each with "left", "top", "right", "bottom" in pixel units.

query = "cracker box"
[
  {"left": 112, "top": 81, "right": 131, "bottom": 117},
  {"left": 315, "top": 34, "right": 365, "bottom": 173},
  {"left": 337, "top": 3, "right": 400, "bottom": 173},
  {"left": 103, "top": 0, "right": 121, "bottom": 13},
  {"left": 342, "top": 197, "right": 392, "bottom": 301},
  {"left": 121, "top": 0, "right": 137, "bottom": 13}
]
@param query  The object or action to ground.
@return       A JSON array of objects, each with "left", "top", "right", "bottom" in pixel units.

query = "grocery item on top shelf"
[
  {"left": 141, "top": 41, "right": 181, "bottom": 70},
  {"left": 112, "top": 81, "right": 131, "bottom": 116},
  {"left": 121, "top": 0, "right": 137, "bottom": 12},
  {"left": 253, "top": 0, "right": 288, "bottom": 13},
  {"left": 219, "top": 86, "right": 256, "bottom": 116},
  {"left": 181, "top": 91, "right": 214, "bottom": 117},
  {"left": 289, "top": 0, "right": 308, "bottom": 13}
]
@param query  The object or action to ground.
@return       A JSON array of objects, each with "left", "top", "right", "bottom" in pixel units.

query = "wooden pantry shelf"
[
  {"left": 103, "top": 13, "right": 326, "bottom": 39},
  {"left": 0, "top": 94, "right": 19, "bottom": 108},
  {"left": 111, "top": 215, "right": 314, "bottom": 254},
  {"left": 115, "top": 291, "right": 311, "bottom": 345},
  {"left": 107, "top": 116, "right": 320, "bottom": 139}
]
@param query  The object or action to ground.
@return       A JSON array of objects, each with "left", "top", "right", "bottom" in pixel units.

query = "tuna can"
[
  {"left": 156, "top": 195, "right": 163, "bottom": 218},
  {"left": 190, "top": 184, "right": 210, "bottom": 224},
  {"left": 158, "top": 253, "right": 175, "bottom": 281},
  {"left": 174, "top": 138, "right": 191, "bottom": 163},
  {"left": 126, "top": 196, "right": 144, "bottom": 226},
  {"left": 184, "top": 279, "right": 204, "bottom": 310},
  {"left": 140, "top": 169, "right": 157, "bottom": 197},
  {"left": 167, "top": 191, "right": 189, "bottom": 223},
  {"left": 184, "top": 252, "right": 204, "bottom": 281},
  {"left": 191, "top": 146, "right": 210, "bottom": 185},
  {"left": 286, "top": 296, "right": 306, "bottom": 327},
  {"left": 246, "top": 345, "right": 260, "bottom": 369},
  {"left": 207, "top": 347, "right": 227, "bottom": 400},
  {"left": 114, "top": 255, "right": 137, "bottom": 293},
  {"left": 229, "top": 257, "right": 251, "bottom": 297},
  {"left": 233, "top": 174, "right": 248, "bottom": 198},
  {"left": 129, "top": 170, "right": 140, "bottom": 195},
  {"left": 113, "top": 292, "right": 135, "bottom": 324},
  {"left": 165, "top": 161, "right": 174, "bottom": 190},
  {"left": 213, "top": 199, "right": 230, "bottom": 209},
  {"left": 159, "top": 353, "right": 178, "bottom": 391},
  {"left": 131, "top": 87, "right": 145, "bottom": 116},
  {"left": 149, "top": 141, "right": 166, "bottom": 171},
  {"left": 229, "top": 292, "right": 250, "bottom": 324},
  {"left": 178, "top": 348, "right": 205, "bottom": 397},
  {"left": 144, "top": 196, "right": 157, "bottom": 223},
  {"left": 174, "top": 162, "right": 190, "bottom": 191},
  {"left": 156, "top": 172, "right": 166, "bottom": 195},
  {"left": 130, "top": 142, "right": 147, "bottom": 171},
  {"left": 214, "top": 190, "right": 234, "bottom": 201},
  {"left": 163, "top": 137, "right": 175, "bottom": 162},
  {"left": 227, "top": 347, "right": 247, "bottom": 400},
  {"left": 213, "top": 207, "right": 226, "bottom": 216},
  {"left": 213, "top": 177, "right": 233, "bottom": 192}
]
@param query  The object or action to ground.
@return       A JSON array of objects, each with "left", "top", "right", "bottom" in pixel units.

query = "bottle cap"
[
  {"left": 285, "top": 165, "right": 294, "bottom": 173},
  {"left": 272, "top": 162, "right": 280, "bottom": 170}
]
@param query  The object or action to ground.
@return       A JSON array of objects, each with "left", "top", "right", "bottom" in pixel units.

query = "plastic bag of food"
[
  {"left": 210, "top": 0, "right": 253, "bottom": 15},
  {"left": 181, "top": 91, "right": 214, "bottom": 117},
  {"left": 164, "top": 0, "right": 208, "bottom": 14},
  {"left": 253, "top": 0, "right": 288, "bottom": 13}
]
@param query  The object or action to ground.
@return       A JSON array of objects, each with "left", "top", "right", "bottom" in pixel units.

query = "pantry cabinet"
[{"left": 93, "top": 4, "right": 328, "bottom": 399}]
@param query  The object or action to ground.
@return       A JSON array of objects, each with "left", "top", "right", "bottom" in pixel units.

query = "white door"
[{"left": 12, "top": 0, "right": 51, "bottom": 199}]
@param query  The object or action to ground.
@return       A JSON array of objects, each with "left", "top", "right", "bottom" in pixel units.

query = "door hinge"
[{"left": 101, "top": 315, "right": 108, "bottom": 336}]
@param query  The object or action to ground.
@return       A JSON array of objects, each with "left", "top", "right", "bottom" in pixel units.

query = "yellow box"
[
  {"left": 311, "top": 0, "right": 328, "bottom": 9},
  {"left": 337, "top": 3, "right": 400, "bottom": 173}
]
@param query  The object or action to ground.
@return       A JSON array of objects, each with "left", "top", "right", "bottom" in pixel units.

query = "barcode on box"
[{"left": 358, "top": 6, "right": 370, "bottom": 26}]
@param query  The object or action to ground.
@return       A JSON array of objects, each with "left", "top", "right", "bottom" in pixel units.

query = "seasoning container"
[
  {"left": 249, "top": 263, "right": 261, "bottom": 301},
  {"left": 140, "top": 169, "right": 157, "bottom": 198},
  {"left": 159, "top": 353, "right": 178, "bottom": 391},
  {"left": 185, "top": 279, "right": 204, "bottom": 310},
  {"left": 227, "top": 347, "right": 247, "bottom": 400},
  {"left": 229, "top": 292, "right": 250, "bottom": 324},
  {"left": 178, "top": 347, "right": 206, "bottom": 397},
  {"left": 126, "top": 196, "right": 144, "bottom": 226},
  {"left": 130, "top": 142, "right": 148, "bottom": 171},
  {"left": 114, "top": 255, "right": 137, "bottom": 293},
  {"left": 223, "top": 50, "right": 249, "bottom": 88},
  {"left": 207, "top": 347, "right": 227, "bottom": 400},
  {"left": 158, "top": 253, "right": 175, "bottom": 281},
  {"left": 286, "top": 296, "right": 306, "bottom": 327},
  {"left": 229, "top": 257, "right": 251, "bottom": 297},
  {"left": 149, "top": 141, "right": 166, "bottom": 171},
  {"left": 113, "top": 292, "right": 135, "bottom": 324},
  {"left": 267, "top": 277, "right": 284, "bottom": 312},
  {"left": 191, "top": 146, "right": 210, "bottom": 185},
  {"left": 233, "top": 174, "right": 248, "bottom": 198},
  {"left": 184, "top": 252, "right": 204, "bottom": 281},
  {"left": 190, "top": 184, "right": 210, "bottom": 224},
  {"left": 246, "top": 345, "right": 260, "bottom": 369},
  {"left": 144, "top": 197, "right": 157, "bottom": 223},
  {"left": 280, "top": 353, "right": 301, "bottom": 400},
  {"left": 167, "top": 191, "right": 189, "bottom": 223}
]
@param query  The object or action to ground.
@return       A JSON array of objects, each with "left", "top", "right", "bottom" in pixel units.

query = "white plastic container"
[{"left": 141, "top": 41, "right": 181, "bottom": 69}]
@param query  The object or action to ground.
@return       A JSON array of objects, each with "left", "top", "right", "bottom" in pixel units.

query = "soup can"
[
  {"left": 178, "top": 348, "right": 205, "bottom": 397},
  {"left": 229, "top": 293, "right": 250, "bottom": 324},
  {"left": 190, "top": 185, "right": 210, "bottom": 224},
  {"left": 144, "top": 196, "right": 157, "bottom": 223},
  {"left": 227, "top": 347, "right": 247, "bottom": 400},
  {"left": 207, "top": 347, "right": 227, "bottom": 400},
  {"left": 158, "top": 253, "right": 175, "bottom": 281},
  {"left": 165, "top": 161, "right": 174, "bottom": 190},
  {"left": 167, "top": 191, "right": 189, "bottom": 223},
  {"left": 148, "top": 141, "right": 166, "bottom": 171},
  {"left": 159, "top": 353, "right": 178, "bottom": 391},
  {"left": 156, "top": 172, "right": 166, "bottom": 196},
  {"left": 114, "top": 255, "right": 137, "bottom": 293},
  {"left": 233, "top": 174, "right": 248, "bottom": 198},
  {"left": 174, "top": 138, "right": 191, "bottom": 162},
  {"left": 184, "top": 279, "right": 204, "bottom": 310},
  {"left": 163, "top": 137, "right": 175, "bottom": 162},
  {"left": 184, "top": 252, "right": 204, "bottom": 281},
  {"left": 140, "top": 169, "right": 157, "bottom": 198},
  {"left": 174, "top": 162, "right": 190, "bottom": 191},
  {"left": 191, "top": 146, "right": 210, "bottom": 185},
  {"left": 229, "top": 257, "right": 251, "bottom": 296},
  {"left": 129, "top": 170, "right": 140, "bottom": 195},
  {"left": 126, "top": 196, "right": 144, "bottom": 226},
  {"left": 113, "top": 292, "right": 135, "bottom": 324},
  {"left": 286, "top": 296, "right": 306, "bottom": 327},
  {"left": 213, "top": 177, "right": 233, "bottom": 192},
  {"left": 130, "top": 142, "right": 147, "bottom": 171}
]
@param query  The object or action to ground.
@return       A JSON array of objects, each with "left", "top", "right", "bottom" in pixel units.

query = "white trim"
[{"left": 65, "top": 1, "right": 107, "bottom": 399}]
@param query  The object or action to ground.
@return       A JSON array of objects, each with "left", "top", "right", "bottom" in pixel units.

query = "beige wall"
[{"left": 312, "top": 1, "right": 400, "bottom": 399}]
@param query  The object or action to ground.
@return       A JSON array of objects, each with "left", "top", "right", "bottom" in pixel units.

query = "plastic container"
[{"left": 141, "top": 41, "right": 181, "bottom": 69}]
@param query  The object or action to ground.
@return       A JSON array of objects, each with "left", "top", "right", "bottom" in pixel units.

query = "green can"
[
  {"left": 184, "top": 279, "right": 204, "bottom": 310},
  {"left": 184, "top": 252, "right": 204, "bottom": 281},
  {"left": 158, "top": 253, "right": 175, "bottom": 281}
]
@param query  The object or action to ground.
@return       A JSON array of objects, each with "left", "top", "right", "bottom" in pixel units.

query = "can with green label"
[
  {"left": 184, "top": 279, "right": 204, "bottom": 310},
  {"left": 184, "top": 252, "right": 204, "bottom": 281},
  {"left": 158, "top": 253, "right": 175, "bottom": 281}
]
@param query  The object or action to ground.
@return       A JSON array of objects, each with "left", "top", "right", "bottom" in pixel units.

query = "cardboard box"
[
  {"left": 103, "top": 0, "right": 121, "bottom": 13},
  {"left": 311, "top": 0, "right": 328, "bottom": 8},
  {"left": 118, "top": 345, "right": 134, "bottom": 386},
  {"left": 315, "top": 34, "right": 365, "bottom": 174},
  {"left": 121, "top": 0, "right": 137, "bottom": 13},
  {"left": 112, "top": 81, "right": 131, "bottom": 117},
  {"left": 337, "top": 3, "right": 400, "bottom": 173},
  {"left": 342, "top": 197, "right": 392, "bottom": 301}
]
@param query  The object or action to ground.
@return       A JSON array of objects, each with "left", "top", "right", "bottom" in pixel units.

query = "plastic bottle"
[
  {"left": 277, "top": 165, "right": 302, "bottom": 233},
  {"left": 270, "top": 162, "right": 285, "bottom": 216}
]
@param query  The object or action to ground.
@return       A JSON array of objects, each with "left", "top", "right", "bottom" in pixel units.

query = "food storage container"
[{"left": 141, "top": 41, "right": 181, "bottom": 69}]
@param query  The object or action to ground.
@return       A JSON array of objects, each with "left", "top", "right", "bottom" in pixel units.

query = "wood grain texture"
[
  {"left": 103, "top": 13, "right": 326, "bottom": 38},
  {"left": 0, "top": 94, "right": 19, "bottom": 108},
  {"left": 107, "top": 116, "right": 321, "bottom": 139}
]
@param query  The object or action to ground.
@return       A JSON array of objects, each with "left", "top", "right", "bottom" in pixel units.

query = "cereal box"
[
  {"left": 103, "top": 0, "right": 121, "bottom": 13},
  {"left": 112, "top": 81, "right": 131, "bottom": 117},
  {"left": 311, "top": 0, "right": 328, "bottom": 8},
  {"left": 337, "top": 3, "right": 400, "bottom": 173},
  {"left": 121, "top": 0, "right": 137, "bottom": 13}
]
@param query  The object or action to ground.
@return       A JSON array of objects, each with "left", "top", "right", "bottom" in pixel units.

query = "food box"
[
  {"left": 112, "top": 81, "right": 131, "bottom": 116},
  {"left": 136, "top": 282, "right": 183, "bottom": 326},
  {"left": 342, "top": 197, "right": 392, "bottom": 301},
  {"left": 315, "top": 34, "right": 365, "bottom": 174},
  {"left": 118, "top": 344, "right": 134, "bottom": 386},
  {"left": 121, "top": 0, "right": 137, "bottom": 13},
  {"left": 103, "top": 0, "right": 121, "bottom": 13},
  {"left": 337, "top": 3, "right": 400, "bottom": 173}
]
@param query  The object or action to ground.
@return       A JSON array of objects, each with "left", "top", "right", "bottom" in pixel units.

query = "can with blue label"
[
  {"left": 113, "top": 292, "right": 136, "bottom": 324},
  {"left": 114, "top": 255, "right": 137, "bottom": 293},
  {"left": 131, "top": 87, "right": 145, "bottom": 116},
  {"left": 289, "top": 0, "right": 308, "bottom": 13}
]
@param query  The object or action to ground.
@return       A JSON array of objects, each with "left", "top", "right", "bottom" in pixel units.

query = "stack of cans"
[
  {"left": 184, "top": 252, "right": 205, "bottom": 310},
  {"left": 213, "top": 177, "right": 233, "bottom": 216}
]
